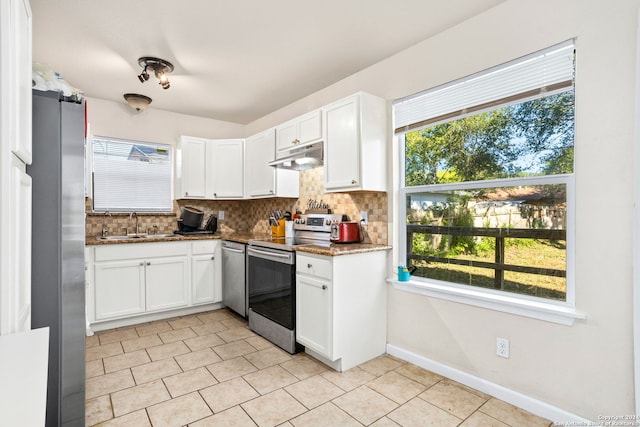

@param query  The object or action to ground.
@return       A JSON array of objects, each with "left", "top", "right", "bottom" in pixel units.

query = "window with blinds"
[
  {"left": 92, "top": 137, "right": 172, "bottom": 212},
  {"left": 395, "top": 40, "right": 575, "bottom": 305},
  {"left": 394, "top": 40, "right": 575, "bottom": 135}
]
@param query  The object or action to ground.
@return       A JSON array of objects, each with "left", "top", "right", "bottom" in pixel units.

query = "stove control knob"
[
  {"left": 325, "top": 219, "right": 332, "bottom": 226},
  {"left": 294, "top": 219, "right": 300, "bottom": 224},
  {"left": 300, "top": 218, "right": 305, "bottom": 224}
]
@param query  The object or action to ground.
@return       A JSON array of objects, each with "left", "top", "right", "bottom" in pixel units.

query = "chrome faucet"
[
  {"left": 101, "top": 211, "right": 111, "bottom": 237},
  {"left": 129, "top": 212, "right": 139, "bottom": 235}
]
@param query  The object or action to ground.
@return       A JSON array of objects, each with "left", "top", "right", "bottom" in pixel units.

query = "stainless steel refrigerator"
[{"left": 29, "top": 90, "right": 86, "bottom": 427}]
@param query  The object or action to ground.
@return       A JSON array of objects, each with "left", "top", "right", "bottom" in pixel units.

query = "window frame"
[
  {"left": 392, "top": 43, "right": 584, "bottom": 326},
  {"left": 90, "top": 136, "right": 174, "bottom": 213}
]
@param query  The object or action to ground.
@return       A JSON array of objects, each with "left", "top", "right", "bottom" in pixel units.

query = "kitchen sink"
[
  {"left": 98, "top": 235, "right": 139, "bottom": 241},
  {"left": 98, "top": 233, "right": 178, "bottom": 241}
]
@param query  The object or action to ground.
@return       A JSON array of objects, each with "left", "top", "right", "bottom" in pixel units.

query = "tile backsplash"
[{"left": 86, "top": 166, "right": 388, "bottom": 244}]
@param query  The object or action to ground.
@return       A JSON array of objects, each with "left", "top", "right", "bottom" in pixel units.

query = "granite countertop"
[
  {"left": 87, "top": 231, "right": 391, "bottom": 256},
  {"left": 85, "top": 232, "right": 225, "bottom": 245},
  {"left": 221, "top": 232, "right": 271, "bottom": 244},
  {"left": 294, "top": 243, "right": 392, "bottom": 256}
]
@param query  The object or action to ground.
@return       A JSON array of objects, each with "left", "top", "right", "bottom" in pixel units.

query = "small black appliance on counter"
[{"left": 175, "top": 206, "right": 217, "bottom": 235}]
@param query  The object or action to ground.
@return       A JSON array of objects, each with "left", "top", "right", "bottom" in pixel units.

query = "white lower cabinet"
[
  {"left": 90, "top": 240, "right": 221, "bottom": 326},
  {"left": 296, "top": 250, "right": 387, "bottom": 371},
  {"left": 296, "top": 273, "right": 332, "bottom": 356},
  {"left": 95, "top": 260, "right": 146, "bottom": 320},
  {"left": 145, "top": 257, "right": 189, "bottom": 312},
  {"left": 191, "top": 240, "right": 222, "bottom": 305}
]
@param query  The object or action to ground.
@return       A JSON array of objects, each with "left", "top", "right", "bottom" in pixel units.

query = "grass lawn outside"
[{"left": 412, "top": 239, "right": 566, "bottom": 301}]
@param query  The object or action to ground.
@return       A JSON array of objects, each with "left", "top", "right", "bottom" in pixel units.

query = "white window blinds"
[
  {"left": 92, "top": 137, "right": 172, "bottom": 212},
  {"left": 393, "top": 40, "right": 575, "bottom": 134}
]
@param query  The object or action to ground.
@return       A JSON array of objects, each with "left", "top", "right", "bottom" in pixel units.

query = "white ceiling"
[{"left": 31, "top": 0, "right": 504, "bottom": 124}]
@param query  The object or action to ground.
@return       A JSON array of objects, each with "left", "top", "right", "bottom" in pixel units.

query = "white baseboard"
[
  {"left": 386, "top": 344, "right": 591, "bottom": 424},
  {"left": 88, "top": 302, "right": 225, "bottom": 333}
]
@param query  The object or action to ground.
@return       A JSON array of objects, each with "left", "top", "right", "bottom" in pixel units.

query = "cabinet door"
[
  {"left": 6, "top": 160, "right": 31, "bottom": 333},
  {"left": 180, "top": 137, "right": 206, "bottom": 198},
  {"left": 296, "top": 274, "right": 333, "bottom": 358},
  {"left": 208, "top": 139, "right": 244, "bottom": 198},
  {"left": 275, "top": 120, "right": 297, "bottom": 154},
  {"left": 324, "top": 96, "right": 361, "bottom": 190},
  {"left": 297, "top": 110, "right": 322, "bottom": 145},
  {"left": 192, "top": 254, "right": 217, "bottom": 305},
  {"left": 245, "top": 131, "right": 276, "bottom": 198},
  {"left": 95, "top": 260, "right": 145, "bottom": 320},
  {"left": 145, "top": 256, "right": 189, "bottom": 312},
  {"left": 9, "top": 0, "right": 32, "bottom": 164}
]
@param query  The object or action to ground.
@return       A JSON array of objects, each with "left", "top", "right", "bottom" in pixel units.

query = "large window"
[
  {"left": 92, "top": 137, "right": 172, "bottom": 212},
  {"left": 395, "top": 41, "right": 575, "bottom": 307}
]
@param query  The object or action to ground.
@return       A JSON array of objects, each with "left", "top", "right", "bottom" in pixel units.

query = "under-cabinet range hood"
[{"left": 268, "top": 141, "right": 323, "bottom": 171}]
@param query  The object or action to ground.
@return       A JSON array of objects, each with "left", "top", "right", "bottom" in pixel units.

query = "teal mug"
[{"left": 397, "top": 265, "right": 417, "bottom": 281}]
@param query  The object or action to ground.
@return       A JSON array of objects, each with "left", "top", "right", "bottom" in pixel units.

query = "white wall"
[
  {"left": 246, "top": 0, "right": 639, "bottom": 420},
  {"left": 86, "top": 97, "right": 244, "bottom": 147}
]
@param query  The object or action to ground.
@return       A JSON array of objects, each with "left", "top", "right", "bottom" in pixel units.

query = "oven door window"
[{"left": 248, "top": 255, "right": 295, "bottom": 329}]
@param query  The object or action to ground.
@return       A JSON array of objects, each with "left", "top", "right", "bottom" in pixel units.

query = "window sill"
[{"left": 386, "top": 278, "right": 586, "bottom": 326}]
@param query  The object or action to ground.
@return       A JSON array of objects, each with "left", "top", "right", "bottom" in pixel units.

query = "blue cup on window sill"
[{"left": 397, "top": 266, "right": 417, "bottom": 282}]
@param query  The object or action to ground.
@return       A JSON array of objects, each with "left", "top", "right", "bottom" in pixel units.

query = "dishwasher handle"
[{"left": 222, "top": 246, "right": 245, "bottom": 254}]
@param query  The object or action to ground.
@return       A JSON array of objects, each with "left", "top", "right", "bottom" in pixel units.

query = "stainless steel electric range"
[{"left": 246, "top": 213, "right": 341, "bottom": 353}]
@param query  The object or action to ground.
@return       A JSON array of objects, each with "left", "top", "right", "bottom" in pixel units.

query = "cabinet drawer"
[
  {"left": 192, "top": 240, "right": 218, "bottom": 255},
  {"left": 296, "top": 253, "right": 331, "bottom": 279},
  {"left": 95, "top": 241, "right": 189, "bottom": 261}
]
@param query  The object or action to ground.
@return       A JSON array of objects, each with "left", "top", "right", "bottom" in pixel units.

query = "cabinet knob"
[
  {"left": 214, "top": 193, "right": 218, "bottom": 198},
  {"left": 351, "top": 179, "right": 357, "bottom": 184},
  {"left": 139, "top": 262, "right": 144, "bottom": 266},
  {"left": 185, "top": 191, "right": 189, "bottom": 196},
  {"left": 291, "top": 138, "right": 300, "bottom": 145},
  {"left": 211, "top": 256, "right": 215, "bottom": 260},
  {"left": 146, "top": 262, "right": 151, "bottom": 266},
  {"left": 322, "top": 285, "right": 327, "bottom": 290},
  {"left": 307, "top": 263, "right": 312, "bottom": 268}
]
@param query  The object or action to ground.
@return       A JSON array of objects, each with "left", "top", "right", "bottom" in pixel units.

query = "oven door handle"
[{"left": 248, "top": 247, "right": 292, "bottom": 259}]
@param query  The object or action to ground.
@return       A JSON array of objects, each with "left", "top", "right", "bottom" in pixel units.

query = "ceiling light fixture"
[
  {"left": 137, "top": 56, "right": 174, "bottom": 90},
  {"left": 124, "top": 93, "right": 152, "bottom": 111}
]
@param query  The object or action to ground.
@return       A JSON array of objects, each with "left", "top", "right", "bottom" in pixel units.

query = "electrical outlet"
[
  {"left": 360, "top": 210, "right": 368, "bottom": 224},
  {"left": 496, "top": 337, "right": 510, "bottom": 358},
  {"left": 218, "top": 210, "right": 225, "bottom": 220}
]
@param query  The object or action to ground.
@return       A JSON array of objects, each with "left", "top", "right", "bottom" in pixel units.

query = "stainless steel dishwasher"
[{"left": 222, "top": 240, "right": 247, "bottom": 317}]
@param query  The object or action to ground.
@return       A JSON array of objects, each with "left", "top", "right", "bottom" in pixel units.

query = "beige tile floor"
[{"left": 85, "top": 309, "right": 553, "bottom": 426}]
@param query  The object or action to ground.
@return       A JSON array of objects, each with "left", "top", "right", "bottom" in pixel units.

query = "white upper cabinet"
[
  {"left": 178, "top": 137, "right": 244, "bottom": 200},
  {"left": 323, "top": 92, "right": 387, "bottom": 192},
  {"left": 245, "top": 130, "right": 277, "bottom": 197},
  {"left": 245, "top": 129, "right": 299, "bottom": 199},
  {"left": 178, "top": 136, "right": 207, "bottom": 199},
  {"left": 5, "top": 0, "right": 32, "bottom": 165},
  {"left": 275, "top": 109, "right": 322, "bottom": 156},
  {"left": 206, "top": 139, "right": 244, "bottom": 199}
]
